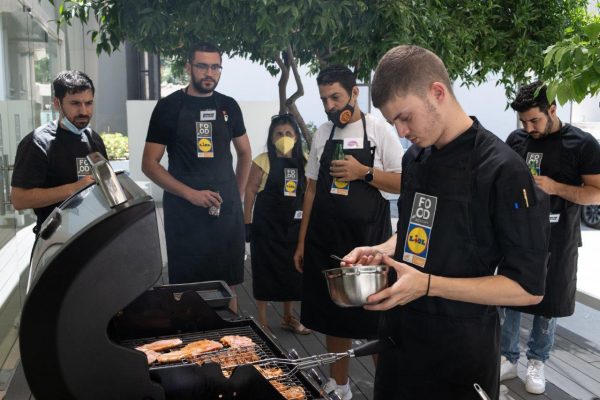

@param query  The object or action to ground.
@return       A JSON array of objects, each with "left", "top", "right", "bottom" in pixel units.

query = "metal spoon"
[
  {"left": 330, "top": 254, "right": 346, "bottom": 264},
  {"left": 329, "top": 254, "right": 357, "bottom": 267}
]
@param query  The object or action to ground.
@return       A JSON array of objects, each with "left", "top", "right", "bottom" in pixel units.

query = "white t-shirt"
[{"left": 306, "top": 113, "right": 404, "bottom": 181}]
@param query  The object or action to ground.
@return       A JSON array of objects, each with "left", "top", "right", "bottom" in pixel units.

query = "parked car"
[{"left": 582, "top": 204, "right": 600, "bottom": 229}]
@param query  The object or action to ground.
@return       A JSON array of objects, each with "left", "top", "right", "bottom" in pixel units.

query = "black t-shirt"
[
  {"left": 146, "top": 89, "right": 246, "bottom": 146},
  {"left": 11, "top": 121, "right": 108, "bottom": 227},
  {"left": 506, "top": 123, "right": 600, "bottom": 185}
]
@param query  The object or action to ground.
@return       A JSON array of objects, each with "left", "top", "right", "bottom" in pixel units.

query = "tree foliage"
[
  {"left": 542, "top": 13, "right": 600, "bottom": 105},
  {"left": 50, "top": 0, "right": 588, "bottom": 139}
]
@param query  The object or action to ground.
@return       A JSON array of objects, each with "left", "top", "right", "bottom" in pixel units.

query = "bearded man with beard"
[
  {"left": 143, "top": 43, "right": 251, "bottom": 310},
  {"left": 11, "top": 70, "right": 108, "bottom": 236},
  {"left": 499, "top": 81, "right": 600, "bottom": 394}
]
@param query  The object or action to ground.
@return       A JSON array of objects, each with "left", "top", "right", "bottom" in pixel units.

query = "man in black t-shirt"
[
  {"left": 11, "top": 70, "right": 108, "bottom": 233},
  {"left": 500, "top": 81, "right": 600, "bottom": 394},
  {"left": 142, "top": 43, "right": 251, "bottom": 310}
]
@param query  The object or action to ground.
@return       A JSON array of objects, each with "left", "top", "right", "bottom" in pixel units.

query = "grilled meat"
[
  {"left": 182, "top": 339, "right": 224, "bottom": 352},
  {"left": 255, "top": 366, "right": 284, "bottom": 379},
  {"left": 220, "top": 335, "right": 255, "bottom": 348},
  {"left": 200, "top": 347, "right": 260, "bottom": 369},
  {"left": 157, "top": 339, "right": 223, "bottom": 363},
  {"left": 136, "top": 348, "right": 160, "bottom": 365},
  {"left": 271, "top": 381, "right": 306, "bottom": 400},
  {"left": 136, "top": 338, "right": 183, "bottom": 352}
]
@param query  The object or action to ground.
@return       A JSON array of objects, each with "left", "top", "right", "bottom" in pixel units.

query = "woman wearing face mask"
[{"left": 244, "top": 114, "right": 311, "bottom": 334}]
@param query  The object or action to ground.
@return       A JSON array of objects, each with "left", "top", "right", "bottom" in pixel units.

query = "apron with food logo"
[
  {"left": 163, "top": 91, "right": 244, "bottom": 285},
  {"left": 301, "top": 113, "right": 390, "bottom": 338},
  {"left": 509, "top": 128, "right": 580, "bottom": 317},
  {"left": 251, "top": 153, "right": 304, "bottom": 300},
  {"left": 375, "top": 123, "right": 500, "bottom": 400}
]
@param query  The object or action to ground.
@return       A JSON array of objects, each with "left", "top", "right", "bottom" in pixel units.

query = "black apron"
[
  {"left": 375, "top": 127, "right": 500, "bottom": 400},
  {"left": 510, "top": 131, "right": 579, "bottom": 317},
  {"left": 250, "top": 154, "right": 304, "bottom": 301},
  {"left": 301, "top": 114, "right": 391, "bottom": 338},
  {"left": 163, "top": 93, "right": 244, "bottom": 285}
]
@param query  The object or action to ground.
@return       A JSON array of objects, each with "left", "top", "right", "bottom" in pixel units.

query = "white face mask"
[{"left": 59, "top": 103, "right": 90, "bottom": 135}]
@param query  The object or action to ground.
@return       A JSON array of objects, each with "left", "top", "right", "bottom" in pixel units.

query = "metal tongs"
[{"left": 248, "top": 337, "right": 394, "bottom": 379}]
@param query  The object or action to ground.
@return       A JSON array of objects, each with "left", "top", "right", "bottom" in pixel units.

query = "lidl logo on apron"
[
  {"left": 76, "top": 158, "right": 92, "bottom": 179},
  {"left": 330, "top": 178, "right": 349, "bottom": 196},
  {"left": 403, "top": 193, "right": 437, "bottom": 267},
  {"left": 284, "top": 168, "right": 298, "bottom": 197},
  {"left": 196, "top": 122, "right": 214, "bottom": 158},
  {"left": 526, "top": 152, "right": 542, "bottom": 176}
]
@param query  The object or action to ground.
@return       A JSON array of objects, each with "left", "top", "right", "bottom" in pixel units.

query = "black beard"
[
  {"left": 192, "top": 77, "right": 218, "bottom": 94},
  {"left": 538, "top": 118, "right": 554, "bottom": 138}
]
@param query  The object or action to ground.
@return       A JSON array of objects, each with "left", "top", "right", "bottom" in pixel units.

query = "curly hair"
[
  {"left": 316, "top": 65, "right": 356, "bottom": 96},
  {"left": 53, "top": 70, "right": 95, "bottom": 101},
  {"left": 510, "top": 81, "right": 555, "bottom": 114}
]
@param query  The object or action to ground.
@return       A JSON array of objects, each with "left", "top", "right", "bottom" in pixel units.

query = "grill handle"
[
  {"left": 348, "top": 336, "right": 395, "bottom": 358},
  {"left": 87, "top": 152, "right": 128, "bottom": 207},
  {"left": 474, "top": 383, "right": 492, "bottom": 400}
]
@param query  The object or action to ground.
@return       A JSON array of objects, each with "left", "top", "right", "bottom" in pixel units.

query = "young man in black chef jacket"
[
  {"left": 142, "top": 43, "right": 252, "bottom": 311},
  {"left": 500, "top": 81, "right": 600, "bottom": 394},
  {"left": 11, "top": 70, "right": 108, "bottom": 234},
  {"left": 343, "top": 45, "right": 551, "bottom": 400}
]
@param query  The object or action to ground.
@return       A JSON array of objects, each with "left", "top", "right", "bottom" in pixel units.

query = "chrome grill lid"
[{"left": 28, "top": 153, "right": 150, "bottom": 292}]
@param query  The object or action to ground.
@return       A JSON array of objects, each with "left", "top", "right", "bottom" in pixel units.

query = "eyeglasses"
[{"left": 191, "top": 63, "right": 223, "bottom": 72}]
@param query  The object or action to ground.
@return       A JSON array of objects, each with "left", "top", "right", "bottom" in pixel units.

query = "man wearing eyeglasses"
[{"left": 143, "top": 43, "right": 251, "bottom": 311}]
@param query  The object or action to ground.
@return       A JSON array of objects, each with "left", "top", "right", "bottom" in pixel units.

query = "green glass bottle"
[
  {"left": 529, "top": 159, "right": 538, "bottom": 176},
  {"left": 333, "top": 143, "right": 345, "bottom": 161}
]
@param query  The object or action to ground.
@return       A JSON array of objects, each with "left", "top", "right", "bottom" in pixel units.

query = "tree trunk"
[{"left": 275, "top": 44, "right": 312, "bottom": 147}]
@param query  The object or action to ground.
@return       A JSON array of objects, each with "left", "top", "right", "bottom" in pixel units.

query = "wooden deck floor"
[{"left": 237, "top": 249, "right": 600, "bottom": 400}]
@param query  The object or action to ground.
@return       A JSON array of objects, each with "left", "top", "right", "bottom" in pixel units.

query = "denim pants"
[{"left": 500, "top": 308, "right": 557, "bottom": 363}]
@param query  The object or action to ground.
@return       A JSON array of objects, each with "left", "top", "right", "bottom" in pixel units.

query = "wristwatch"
[{"left": 364, "top": 168, "right": 374, "bottom": 182}]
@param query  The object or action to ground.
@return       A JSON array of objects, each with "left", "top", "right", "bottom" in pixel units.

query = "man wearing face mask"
[
  {"left": 11, "top": 70, "right": 108, "bottom": 235},
  {"left": 293, "top": 65, "right": 403, "bottom": 399},
  {"left": 143, "top": 43, "right": 251, "bottom": 310},
  {"left": 500, "top": 81, "right": 600, "bottom": 394}
]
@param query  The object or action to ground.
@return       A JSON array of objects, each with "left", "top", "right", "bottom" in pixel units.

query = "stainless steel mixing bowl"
[{"left": 323, "top": 265, "right": 389, "bottom": 307}]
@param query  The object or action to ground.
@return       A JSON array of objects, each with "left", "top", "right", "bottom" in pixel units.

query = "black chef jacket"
[{"left": 375, "top": 119, "right": 550, "bottom": 400}]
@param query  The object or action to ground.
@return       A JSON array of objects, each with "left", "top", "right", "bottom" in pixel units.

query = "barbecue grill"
[{"left": 18, "top": 153, "right": 327, "bottom": 400}]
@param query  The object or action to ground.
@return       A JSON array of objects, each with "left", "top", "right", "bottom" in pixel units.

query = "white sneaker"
[
  {"left": 525, "top": 359, "right": 546, "bottom": 394},
  {"left": 323, "top": 378, "right": 353, "bottom": 400},
  {"left": 499, "top": 356, "right": 518, "bottom": 381}
]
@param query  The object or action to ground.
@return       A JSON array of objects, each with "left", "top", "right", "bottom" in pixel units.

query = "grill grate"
[{"left": 122, "top": 325, "right": 319, "bottom": 400}]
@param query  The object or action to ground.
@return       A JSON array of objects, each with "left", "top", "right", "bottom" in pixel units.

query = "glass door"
[{"left": 0, "top": 4, "right": 61, "bottom": 389}]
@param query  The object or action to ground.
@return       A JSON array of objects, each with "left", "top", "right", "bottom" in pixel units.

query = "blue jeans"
[{"left": 500, "top": 308, "right": 557, "bottom": 363}]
